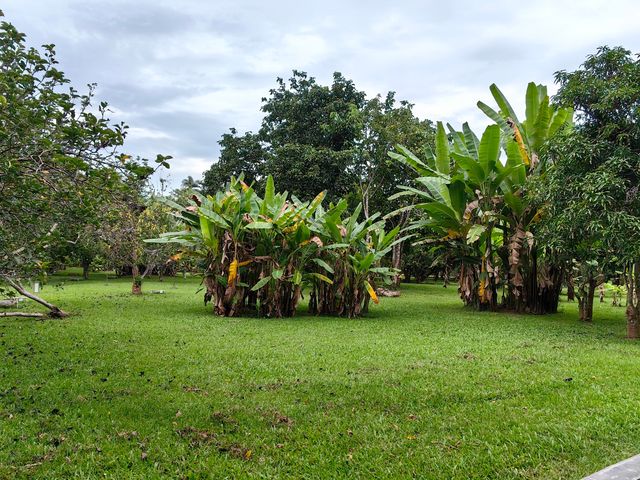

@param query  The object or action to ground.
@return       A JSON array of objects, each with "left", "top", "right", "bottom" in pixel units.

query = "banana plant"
[
  {"left": 148, "top": 175, "right": 257, "bottom": 315},
  {"left": 477, "top": 83, "right": 573, "bottom": 313},
  {"left": 308, "top": 200, "right": 405, "bottom": 317},
  {"left": 246, "top": 176, "right": 329, "bottom": 317},
  {"left": 477, "top": 82, "right": 573, "bottom": 171},
  {"left": 390, "top": 121, "right": 511, "bottom": 308},
  {"left": 148, "top": 175, "right": 400, "bottom": 318}
]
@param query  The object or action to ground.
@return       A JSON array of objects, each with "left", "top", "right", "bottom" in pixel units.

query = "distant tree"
[
  {"left": 202, "top": 128, "right": 265, "bottom": 195},
  {"left": 181, "top": 175, "right": 202, "bottom": 191},
  {"left": 354, "top": 93, "right": 435, "bottom": 286},
  {"left": 356, "top": 93, "right": 434, "bottom": 217},
  {"left": 260, "top": 71, "right": 366, "bottom": 201}
]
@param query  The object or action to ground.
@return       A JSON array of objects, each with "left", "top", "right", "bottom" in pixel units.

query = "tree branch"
[
  {"left": 0, "top": 312, "right": 46, "bottom": 318},
  {"left": 1, "top": 275, "right": 68, "bottom": 317}
]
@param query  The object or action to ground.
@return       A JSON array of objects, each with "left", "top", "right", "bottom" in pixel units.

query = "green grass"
[{"left": 1, "top": 275, "right": 639, "bottom": 479}]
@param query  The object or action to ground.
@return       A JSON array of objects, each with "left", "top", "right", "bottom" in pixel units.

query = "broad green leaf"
[
  {"left": 245, "top": 221, "right": 273, "bottom": 229},
  {"left": 478, "top": 125, "right": 501, "bottom": 176},
  {"left": 251, "top": 276, "right": 271, "bottom": 291},
  {"left": 489, "top": 83, "right": 521, "bottom": 126},
  {"left": 435, "top": 121, "right": 450, "bottom": 174},
  {"left": 415, "top": 176, "right": 451, "bottom": 205},
  {"left": 265, "top": 175, "right": 275, "bottom": 204},
  {"left": 466, "top": 224, "right": 486, "bottom": 244},
  {"left": 312, "top": 258, "right": 334, "bottom": 274},
  {"left": 462, "top": 122, "right": 480, "bottom": 157},
  {"left": 451, "top": 152, "right": 485, "bottom": 183},
  {"left": 477, "top": 101, "right": 509, "bottom": 132},
  {"left": 199, "top": 207, "right": 229, "bottom": 228},
  {"left": 447, "top": 123, "right": 468, "bottom": 155},
  {"left": 525, "top": 82, "right": 540, "bottom": 127}
]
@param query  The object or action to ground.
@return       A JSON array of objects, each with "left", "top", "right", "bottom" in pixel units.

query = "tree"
[
  {"left": 260, "top": 71, "right": 366, "bottom": 201},
  {"left": 180, "top": 175, "right": 202, "bottom": 191},
  {"left": 391, "top": 82, "right": 572, "bottom": 312},
  {"left": 201, "top": 128, "right": 265, "bottom": 195},
  {"left": 355, "top": 93, "right": 435, "bottom": 287},
  {"left": 0, "top": 19, "right": 167, "bottom": 316},
  {"left": 356, "top": 93, "right": 434, "bottom": 217},
  {"left": 540, "top": 46, "right": 640, "bottom": 332},
  {"left": 476, "top": 82, "right": 573, "bottom": 314}
]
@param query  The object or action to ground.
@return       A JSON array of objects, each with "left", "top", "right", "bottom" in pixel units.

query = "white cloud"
[
  {"left": 3, "top": 0, "right": 639, "bottom": 188},
  {"left": 127, "top": 126, "right": 173, "bottom": 140}
]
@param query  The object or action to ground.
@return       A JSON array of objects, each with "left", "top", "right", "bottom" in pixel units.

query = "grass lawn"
[{"left": 1, "top": 274, "right": 639, "bottom": 479}]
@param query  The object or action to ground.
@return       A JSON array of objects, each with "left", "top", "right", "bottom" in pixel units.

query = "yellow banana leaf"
[{"left": 365, "top": 281, "right": 379, "bottom": 304}]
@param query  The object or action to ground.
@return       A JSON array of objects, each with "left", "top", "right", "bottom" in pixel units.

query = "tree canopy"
[{"left": 0, "top": 20, "right": 168, "bottom": 316}]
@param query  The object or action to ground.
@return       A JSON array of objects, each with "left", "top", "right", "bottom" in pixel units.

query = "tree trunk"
[
  {"left": 391, "top": 242, "right": 402, "bottom": 289},
  {"left": 0, "top": 276, "right": 68, "bottom": 318},
  {"left": 131, "top": 264, "right": 141, "bottom": 295},
  {"left": 82, "top": 261, "right": 90, "bottom": 280},
  {"left": 625, "top": 260, "right": 640, "bottom": 339},
  {"left": 391, "top": 209, "right": 411, "bottom": 290},
  {"left": 506, "top": 244, "right": 563, "bottom": 314},
  {"left": 566, "top": 273, "right": 575, "bottom": 301},
  {"left": 578, "top": 275, "right": 596, "bottom": 322}
]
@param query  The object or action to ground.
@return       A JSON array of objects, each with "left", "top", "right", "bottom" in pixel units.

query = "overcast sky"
[{"left": 4, "top": 1, "right": 639, "bottom": 186}]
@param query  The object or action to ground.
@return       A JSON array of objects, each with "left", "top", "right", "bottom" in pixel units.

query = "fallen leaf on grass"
[
  {"left": 176, "top": 426, "right": 217, "bottom": 447},
  {"left": 183, "top": 386, "right": 209, "bottom": 396}
]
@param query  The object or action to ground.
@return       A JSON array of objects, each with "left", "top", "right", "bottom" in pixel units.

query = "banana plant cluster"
[
  {"left": 147, "top": 176, "right": 402, "bottom": 318},
  {"left": 391, "top": 82, "right": 572, "bottom": 312},
  {"left": 308, "top": 201, "right": 404, "bottom": 318}
]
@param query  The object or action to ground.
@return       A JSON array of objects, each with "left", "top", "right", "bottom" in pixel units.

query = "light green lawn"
[{"left": 1, "top": 274, "right": 639, "bottom": 479}]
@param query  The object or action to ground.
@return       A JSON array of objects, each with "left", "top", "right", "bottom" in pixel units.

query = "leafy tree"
[
  {"left": 180, "top": 175, "right": 202, "bottom": 191},
  {"left": 202, "top": 128, "right": 265, "bottom": 195},
  {"left": 355, "top": 94, "right": 435, "bottom": 287},
  {"left": 356, "top": 92, "right": 434, "bottom": 218},
  {"left": 0, "top": 19, "right": 167, "bottom": 316},
  {"left": 260, "top": 71, "right": 366, "bottom": 201},
  {"left": 539, "top": 46, "right": 640, "bottom": 332}
]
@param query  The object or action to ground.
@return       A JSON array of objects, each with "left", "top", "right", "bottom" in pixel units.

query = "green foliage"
[
  {"left": 355, "top": 92, "right": 435, "bottom": 218},
  {"left": 392, "top": 82, "right": 573, "bottom": 312},
  {"left": 148, "top": 176, "right": 400, "bottom": 317},
  {"left": 540, "top": 46, "right": 640, "bottom": 328},
  {"left": 201, "top": 129, "right": 265, "bottom": 195},
  {"left": 0, "top": 20, "right": 167, "bottom": 291},
  {"left": 549, "top": 47, "right": 640, "bottom": 260}
]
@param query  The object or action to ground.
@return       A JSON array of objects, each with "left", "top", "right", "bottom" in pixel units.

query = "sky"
[{"left": 3, "top": 0, "right": 639, "bottom": 187}]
